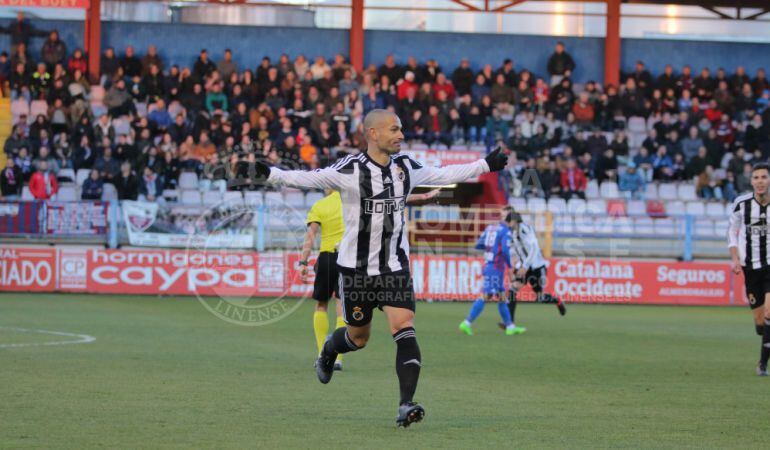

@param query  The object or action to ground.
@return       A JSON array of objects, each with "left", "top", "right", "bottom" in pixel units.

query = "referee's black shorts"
[
  {"left": 312, "top": 251, "right": 339, "bottom": 302},
  {"left": 337, "top": 266, "right": 416, "bottom": 327},
  {"left": 743, "top": 266, "right": 770, "bottom": 310}
]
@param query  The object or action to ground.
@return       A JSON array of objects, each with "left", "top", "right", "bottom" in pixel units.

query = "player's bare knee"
[{"left": 314, "top": 301, "right": 328, "bottom": 312}]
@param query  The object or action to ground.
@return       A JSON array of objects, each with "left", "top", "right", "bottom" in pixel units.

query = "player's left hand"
[
  {"left": 484, "top": 147, "right": 508, "bottom": 172},
  {"left": 299, "top": 265, "right": 309, "bottom": 282}
]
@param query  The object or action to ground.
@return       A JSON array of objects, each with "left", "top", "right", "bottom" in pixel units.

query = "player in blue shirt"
[{"left": 459, "top": 211, "right": 525, "bottom": 336}]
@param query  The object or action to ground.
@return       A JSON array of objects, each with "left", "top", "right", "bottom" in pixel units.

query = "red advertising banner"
[
  {"left": 0, "top": 0, "right": 89, "bottom": 8},
  {"left": 0, "top": 247, "right": 744, "bottom": 307},
  {"left": 0, "top": 247, "right": 56, "bottom": 292}
]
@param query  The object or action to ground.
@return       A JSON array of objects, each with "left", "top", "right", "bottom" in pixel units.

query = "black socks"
[{"left": 393, "top": 327, "right": 421, "bottom": 405}]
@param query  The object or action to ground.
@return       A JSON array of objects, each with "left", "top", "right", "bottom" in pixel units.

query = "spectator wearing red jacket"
[
  {"left": 28, "top": 160, "right": 58, "bottom": 200},
  {"left": 397, "top": 71, "right": 418, "bottom": 100},
  {"left": 432, "top": 73, "right": 456, "bottom": 101},
  {"left": 67, "top": 48, "right": 88, "bottom": 75},
  {"left": 560, "top": 158, "right": 587, "bottom": 200}
]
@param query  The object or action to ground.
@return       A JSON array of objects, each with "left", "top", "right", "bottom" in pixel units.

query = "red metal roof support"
[
  {"left": 350, "top": 0, "right": 365, "bottom": 73},
  {"left": 84, "top": 0, "right": 101, "bottom": 83},
  {"left": 604, "top": 0, "right": 621, "bottom": 87}
]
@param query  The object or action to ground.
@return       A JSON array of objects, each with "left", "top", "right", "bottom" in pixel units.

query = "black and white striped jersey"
[
  {"left": 728, "top": 192, "right": 770, "bottom": 270},
  {"left": 510, "top": 222, "right": 548, "bottom": 270},
  {"left": 269, "top": 152, "right": 490, "bottom": 276}
]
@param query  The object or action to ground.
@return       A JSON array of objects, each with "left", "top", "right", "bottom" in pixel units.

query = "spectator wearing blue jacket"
[
  {"left": 81, "top": 169, "right": 104, "bottom": 200},
  {"left": 619, "top": 163, "right": 645, "bottom": 200},
  {"left": 652, "top": 146, "right": 673, "bottom": 181},
  {"left": 633, "top": 146, "right": 654, "bottom": 182}
]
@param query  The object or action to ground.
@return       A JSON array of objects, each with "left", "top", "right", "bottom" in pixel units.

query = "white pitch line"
[{"left": 0, "top": 326, "right": 96, "bottom": 349}]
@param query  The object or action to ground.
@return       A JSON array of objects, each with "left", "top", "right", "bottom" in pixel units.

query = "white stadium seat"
[
  {"left": 547, "top": 198, "right": 567, "bottom": 215},
  {"left": 223, "top": 191, "right": 243, "bottom": 205},
  {"left": 685, "top": 201, "right": 705, "bottom": 216},
  {"left": 678, "top": 184, "right": 697, "bottom": 201},
  {"left": 284, "top": 190, "right": 306, "bottom": 208},
  {"left": 102, "top": 183, "right": 118, "bottom": 201},
  {"left": 567, "top": 199, "right": 587, "bottom": 215},
  {"left": 586, "top": 199, "right": 607, "bottom": 215},
  {"left": 706, "top": 202, "right": 727, "bottom": 218},
  {"left": 509, "top": 197, "right": 527, "bottom": 212},
  {"left": 553, "top": 216, "right": 574, "bottom": 234},
  {"left": 178, "top": 172, "right": 199, "bottom": 190},
  {"left": 658, "top": 183, "right": 678, "bottom": 200},
  {"left": 585, "top": 180, "right": 600, "bottom": 199},
  {"left": 202, "top": 190, "right": 222, "bottom": 205},
  {"left": 527, "top": 197, "right": 547, "bottom": 214},
  {"left": 627, "top": 200, "right": 646, "bottom": 217},
  {"left": 666, "top": 200, "right": 685, "bottom": 217},
  {"left": 244, "top": 191, "right": 264, "bottom": 206},
  {"left": 305, "top": 192, "right": 324, "bottom": 207},
  {"left": 76, "top": 169, "right": 91, "bottom": 186},
  {"left": 644, "top": 183, "right": 658, "bottom": 200},
  {"left": 56, "top": 185, "right": 78, "bottom": 202},
  {"left": 634, "top": 217, "right": 655, "bottom": 235},
  {"left": 600, "top": 181, "right": 620, "bottom": 199},
  {"left": 181, "top": 190, "right": 202, "bottom": 205}
]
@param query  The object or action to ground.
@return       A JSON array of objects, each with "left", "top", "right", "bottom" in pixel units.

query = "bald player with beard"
[{"left": 252, "top": 109, "right": 509, "bottom": 427}]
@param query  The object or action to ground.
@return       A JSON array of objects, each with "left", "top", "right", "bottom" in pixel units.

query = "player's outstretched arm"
[
  {"left": 409, "top": 147, "right": 509, "bottom": 186},
  {"left": 727, "top": 198, "right": 742, "bottom": 274},
  {"left": 252, "top": 160, "right": 347, "bottom": 191}
]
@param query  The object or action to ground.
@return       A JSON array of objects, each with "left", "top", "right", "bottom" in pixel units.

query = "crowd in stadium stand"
[{"left": 1, "top": 13, "right": 770, "bottom": 204}]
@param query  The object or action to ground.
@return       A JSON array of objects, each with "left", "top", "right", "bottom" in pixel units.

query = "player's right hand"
[
  {"left": 731, "top": 259, "right": 742, "bottom": 275},
  {"left": 484, "top": 147, "right": 508, "bottom": 172}
]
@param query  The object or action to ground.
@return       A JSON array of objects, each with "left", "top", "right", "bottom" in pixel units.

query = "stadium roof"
[{"left": 444, "top": 1, "right": 769, "bottom": 19}]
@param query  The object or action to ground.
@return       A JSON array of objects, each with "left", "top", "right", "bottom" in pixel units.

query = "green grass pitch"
[{"left": 0, "top": 293, "right": 766, "bottom": 449}]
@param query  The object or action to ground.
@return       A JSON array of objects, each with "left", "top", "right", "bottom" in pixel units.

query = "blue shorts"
[{"left": 482, "top": 270, "right": 506, "bottom": 295}]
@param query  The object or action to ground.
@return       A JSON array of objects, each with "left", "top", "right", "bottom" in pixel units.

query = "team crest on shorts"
[{"left": 352, "top": 306, "right": 364, "bottom": 321}]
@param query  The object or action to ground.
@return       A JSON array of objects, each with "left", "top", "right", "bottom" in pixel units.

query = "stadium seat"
[
  {"left": 509, "top": 197, "right": 527, "bottom": 212},
  {"left": 56, "top": 185, "right": 78, "bottom": 202},
  {"left": 600, "top": 182, "right": 621, "bottom": 200},
  {"left": 547, "top": 198, "right": 567, "bottom": 215},
  {"left": 178, "top": 172, "right": 199, "bottom": 190},
  {"left": 678, "top": 184, "right": 697, "bottom": 201},
  {"left": 594, "top": 216, "right": 613, "bottom": 234},
  {"left": 585, "top": 180, "right": 600, "bottom": 199},
  {"left": 685, "top": 201, "right": 705, "bottom": 216},
  {"left": 658, "top": 183, "right": 678, "bottom": 200},
  {"left": 305, "top": 191, "right": 324, "bottom": 207},
  {"left": 180, "top": 190, "right": 202, "bottom": 205},
  {"left": 223, "top": 191, "right": 243, "bottom": 205},
  {"left": 644, "top": 183, "right": 658, "bottom": 200},
  {"left": 627, "top": 116, "right": 646, "bottom": 133},
  {"left": 553, "top": 216, "right": 574, "bottom": 234},
  {"left": 113, "top": 117, "right": 131, "bottom": 135},
  {"left": 654, "top": 218, "right": 680, "bottom": 236},
  {"left": 162, "top": 189, "right": 179, "bottom": 202},
  {"left": 586, "top": 199, "right": 607, "bottom": 215},
  {"left": 135, "top": 102, "right": 148, "bottom": 117},
  {"left": 527, "top": 197, "right": 547, "bottom": 214},
  {"left": 284, "top": 190, "right": 305, "bottom": 208},
  {"left": 11, "top": 99, "right": 29, "bottom": 122},
  {"left": 706, "top": 202, "right": 727, "bottom": 218},
  {"left": 666, "top": 200, "right": 685, "bottom": 216},
  {"left": 29, "top": 100, "right": 48, "bottom": 118},
  {"left": 612, "top": 217, "right": 634, "bottom": 235},
  {"left": 264, "top": 191, "right": 283, "bottom": 206},
  {"left": 57, "top": 168, "right": 76, "bottom": 183},
  {"left": 634, "top": 217, "right": 655, "bottom": 235},
  {"left": 627, "top": 200, "right": 646, "bottom": 217},
  {"left": 695, "top": 221, "right": 715, "bottom": 238},
  {"left": 244, "top": 191, "right": 264, "bottom": 206},
  {"left": 567, "top": 198, "right": 587, "bottom": 215},
  {"left": 574, "top": 216, "right": 595, "bottom": 234},
  {"left": 714, "top": 219, "right": 729, "bottom": 237},
  {"left": 21, "top": 186, "right": 33, "bottom": 201},
  {"left": 91, "top": 102, "right": 108, "bottom": 118},
  {"left": 75, "top": 169, "right": 91, "bottom": 186},
  {"left": 202, "top": 190, "right": 222, "bottom": 205},
  {"left": 90, "top": 85, "right": 105, "bottom": 102},
  {"left": 102, "top": 183, "right": 118, "bottom": 201}
]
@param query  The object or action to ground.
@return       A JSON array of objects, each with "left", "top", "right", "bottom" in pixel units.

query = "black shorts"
[
  {"left": 312, "top": 251, "right": 339, "bottom": 302},
  {"left": 337, "top": 266, "right": 416, "bottom": 327},
  {"left": 515, "top": 266, "right": 547, "bottom": 294},
  {"left": 743, "top": 266, "right": 770, "bottom": 310}
]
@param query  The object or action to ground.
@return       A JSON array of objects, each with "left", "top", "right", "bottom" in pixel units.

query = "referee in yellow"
[
  {"left": 300, "top": 186, "right": 442, "bottom": 370},
  {"left": 300, "top": 189, "right": 346, "bottom": 371}
]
